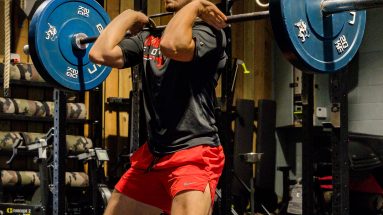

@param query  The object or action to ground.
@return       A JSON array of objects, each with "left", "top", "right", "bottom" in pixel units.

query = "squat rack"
[{"left": 47, "top": 0, "right": 352, "bottom": 214}]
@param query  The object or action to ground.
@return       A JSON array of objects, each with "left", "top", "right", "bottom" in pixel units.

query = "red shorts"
[{"left": 115, "top": 143, "right": 225, "bottom": 214}]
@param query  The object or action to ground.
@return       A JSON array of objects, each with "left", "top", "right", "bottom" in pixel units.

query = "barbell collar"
[
  {"left": 72, "top": 33, "right": 89, "bottom": 50},
  {"left": 321, "top": 0, "right": 383, "bottom": 14}
]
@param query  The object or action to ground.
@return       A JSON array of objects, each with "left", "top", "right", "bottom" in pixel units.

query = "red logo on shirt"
[{"left": 143, "top": 35, "right": 164, "bottom": 68}]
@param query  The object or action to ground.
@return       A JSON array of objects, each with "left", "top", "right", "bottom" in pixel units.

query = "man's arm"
[
  {"left": 160, "top": 0, "right": 227, "bottom": 62},
  {"left": 89, "top": 10, "right": 149, "bottom": 68}
]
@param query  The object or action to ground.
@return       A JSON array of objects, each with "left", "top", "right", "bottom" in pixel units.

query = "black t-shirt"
[{"left": 118, "top": 23, "right": 227, "bottom": 156}]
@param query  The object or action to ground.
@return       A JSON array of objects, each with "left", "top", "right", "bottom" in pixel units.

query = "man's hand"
[
  {"left": 123, "top": 9, "right": 150, "bottom": 35},
  {"left": 196, "top": 0, "right": 227, "bottom": 30},
  {"left": 160, "top": 0, "right": 227, "bottom": 61}
]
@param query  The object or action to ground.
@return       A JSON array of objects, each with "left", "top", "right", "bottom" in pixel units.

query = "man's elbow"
[
  {"left": 89, "top": 46, "right": 125, "bottom": 68},
  {"left": 89, "top": 49, "right": 119, "bottom": 68},
  {"left": 159, "top": 39, "right": 177, "bottom": 58},
  {"left": 160, "top": 40, "right": 194, "bottom": 62},
  {"left": 89, "top": 48, "right": 105, "bottom": 65}
]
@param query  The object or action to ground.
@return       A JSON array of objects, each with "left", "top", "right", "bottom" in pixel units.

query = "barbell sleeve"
[
  {"left": 79, "top": 35, "right": 101, "bottom": 45},
  {"left": 79, "top": 31, "right": 135, "bottom": 45},
  {"left": 321, "top": 0, "right": 383, "bottom": 14}
]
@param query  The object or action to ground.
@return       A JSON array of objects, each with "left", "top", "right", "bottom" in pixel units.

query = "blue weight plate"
[
  {"left": 29, "top": 0, "right": 111, "bottom": 91},
  {"left": 270, "top": 0, "right": 366, "bottom": 73}
]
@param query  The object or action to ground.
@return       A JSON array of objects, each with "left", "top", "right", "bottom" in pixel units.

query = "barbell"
[{"left": 27, "top": 0, "right": 383, "bottom": 91}]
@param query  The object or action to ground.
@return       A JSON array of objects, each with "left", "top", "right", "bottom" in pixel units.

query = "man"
[{"left": 89, "top": 0, "right": 227, "bottom": 214}]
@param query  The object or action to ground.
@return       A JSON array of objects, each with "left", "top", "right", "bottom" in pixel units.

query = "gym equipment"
[
  {"left": 271, "top": 0, "right": 371, "bottom": 73},
  {"left": 25, "top": 0, "right": 383, "bottom": 90},
  {"left": 28, "top": 0, "right": 111, "bottom": 91},
  {"left": 72, "top": 147, "right": 110, "bottom": 215},
  {"left": 77, "top": 11, "right": 270, "bottom": 45},
  {"left": 239, "top": 152, "right": 264, "bottom": 214}
]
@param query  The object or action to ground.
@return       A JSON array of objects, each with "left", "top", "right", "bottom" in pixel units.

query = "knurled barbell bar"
[
  {"left": 72, "top": 12, "right": 170, "bottom": 46},
  {"left": 27, "top": 0, "right": 383, "bottom": 91},
  {"left": 77, "top": 11, "right": 271, "bottom": 45}
]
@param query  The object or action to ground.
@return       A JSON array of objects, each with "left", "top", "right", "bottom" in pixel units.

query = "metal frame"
[
  {"left": 52, "top": 89, "right": 67, "bottom": 215},
  {"left": 301, "top": 73, "right": 315, "bottom": 214},
  {"left": 88, "top": 159, "right": 99, "bottom": 215},
  {"left": 330, "top": 72, "right": 350, "bottom": 215},
  {"left": 129, "top": 65, "right": 142, "bottom": 154},
  {"left": 39, "top": 140, "right": 51, "bottom": 215},
  {"left": 300, "top": 71, "right": 350, "bottom": 215},
  {"left": 217, "top": 0, "right": 236, "bottom": 214}
]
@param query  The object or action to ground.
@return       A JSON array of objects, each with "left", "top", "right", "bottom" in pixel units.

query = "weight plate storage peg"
[
  {"left": 269, "top": 0, "right": 366, "bottom": 73},
  {"left": 29, "top": 0, "right": 111, "bottom": 91}
]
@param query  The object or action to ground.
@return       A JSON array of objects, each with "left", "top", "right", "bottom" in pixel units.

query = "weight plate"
[
  {"left": 270, "top": 0, "right": 366, "bottom": 73},
  {"left": 29, "top": 0, "right": 111, "bottom": 91}
]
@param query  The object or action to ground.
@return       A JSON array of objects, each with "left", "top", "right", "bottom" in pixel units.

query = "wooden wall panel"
[
  {"left": 147, "top": 0, "right": 162, "bottom": 17},
  {"left": 231, "top": 0, "right": 245, "bottom": 103},
  {"left": 242, "top": 0, "right": 256, "bottom": 101},
  {"left": 102, "top": 76, "right": 118, "bottom": 139},
  {"left": 13, "top": 12, "right": 30, "bottom": 63},
  {"left": 120, "top": 0, "right": 133, "bottom": 12},
  {"left": 118, "top": 0, "right": 134, "bottom": 141},
  {"left": 102, "top": 0, "right": 135, "bottom": 177},
  {"left": 103, "top": 0, "right": 122, "bottom": 150},
  {"left": 230, "top": 2, "right": 273, "bottom": 102},
  {"left": 1, "top": 1, "right": 30, "bottom": 63},
  {"left": 254, "top": 20, "right": 272, "bottom": 100},
  {"left": 105, "top": 0, "right": 120, "bottom": 19},
  {"left": 230, "top": 1, "right": 273, "bottom": 160},
  {"left": 160, "top": 1, "right": 173, "bottom": 25},
  {"left": 147, "top": 0, "right": 173, "bottom": 25}
]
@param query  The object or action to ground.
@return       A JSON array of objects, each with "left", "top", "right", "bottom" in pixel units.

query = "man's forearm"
[
  {"left": 89, "top": 9, "right": 148, "bottom": 67},
  {"left": 160, "top": 0, "right": 226, "bottom": 61},
  {"left": 93, "top": 9, "right": 147, "bottom": 53},
  {"left": 160, "top": 1, "right": 200, "bottom": 61}
]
